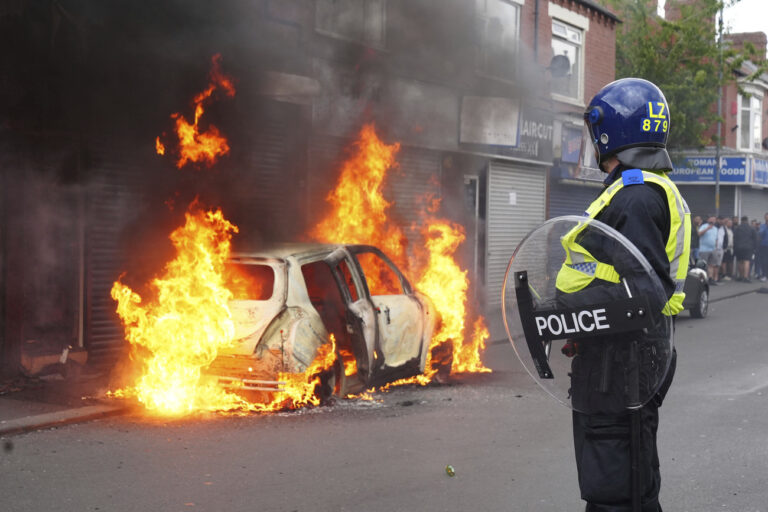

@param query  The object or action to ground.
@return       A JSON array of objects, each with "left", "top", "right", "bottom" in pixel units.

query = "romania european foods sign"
[{"left": 669, "top": 156, "right": 748, "bottom": 183}]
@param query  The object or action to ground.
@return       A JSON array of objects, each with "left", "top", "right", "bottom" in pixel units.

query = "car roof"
[{"left": 230, "top": 242, "right": 345, "bottom": 260}]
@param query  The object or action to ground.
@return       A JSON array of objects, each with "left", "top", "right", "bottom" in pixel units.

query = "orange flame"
[
  {"left": 110, "top": 203, "right": 338, "bottom": 415},
  {"left": 157, "top": 54, "right": 236, "bottom": 169},
  {"left": 310, "top": 124, "right": 409, "bottom": 292},
  {"left": 312, "top": 124, "right": 490, "bottom": 384}
]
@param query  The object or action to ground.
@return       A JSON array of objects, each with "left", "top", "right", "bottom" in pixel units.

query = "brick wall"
[{"left": 528, "top": 0, "right": 619, "bottom": 111}]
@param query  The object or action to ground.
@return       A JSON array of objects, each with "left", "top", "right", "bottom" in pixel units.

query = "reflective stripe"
[{"left": 556, "top": 169, "right": 691, "bottom": 316}]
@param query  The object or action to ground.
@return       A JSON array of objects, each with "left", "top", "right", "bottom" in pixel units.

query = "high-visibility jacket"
[{"left": 556, "top": 169, "right": 691, "bottom": 316}]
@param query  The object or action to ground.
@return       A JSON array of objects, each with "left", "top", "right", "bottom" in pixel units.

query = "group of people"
[{"left": 690, "top": 213, "right": 768, "bottom": 284}]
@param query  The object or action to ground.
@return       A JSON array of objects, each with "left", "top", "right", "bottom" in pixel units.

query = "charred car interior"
[{"left": 206, "top": 244, "right": 438, "bottom": 398}]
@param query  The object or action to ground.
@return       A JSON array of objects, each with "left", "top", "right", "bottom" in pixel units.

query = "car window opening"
[
  {"left": 356, "top": 251, "right": 403, "bottom": 296},
  {"left": 302, "top": 261, "right": 358, "bottom": 369},
  {"left": 225, "top": 263, "right": 275, "bottom": 300}
]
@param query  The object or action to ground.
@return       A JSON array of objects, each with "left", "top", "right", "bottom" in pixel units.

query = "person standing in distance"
[{"left": 564, "top": 78, "right": 691, "bottom": 512}]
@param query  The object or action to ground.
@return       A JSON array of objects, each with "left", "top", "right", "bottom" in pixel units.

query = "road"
[{"left": 2, "top": 291, "right": 767, "bottom": 512}]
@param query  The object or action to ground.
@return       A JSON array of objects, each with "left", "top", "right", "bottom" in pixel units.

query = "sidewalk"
[
  {"left": 485, "top": 277, "right": 768, "bottom": 346},
  {"left": 0, "top": 370, "right": 126, "bottom": 437}
]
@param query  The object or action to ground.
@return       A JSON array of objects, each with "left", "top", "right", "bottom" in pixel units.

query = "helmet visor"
[{"left": 579, "top": 124, "right": 600, "bottom": 171}]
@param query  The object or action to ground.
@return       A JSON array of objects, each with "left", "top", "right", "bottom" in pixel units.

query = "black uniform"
[{"left": 567, "top": 165, "right": 676, "bottom": 512}]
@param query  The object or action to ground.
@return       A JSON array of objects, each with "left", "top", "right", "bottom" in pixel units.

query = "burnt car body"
[
  {"left": 206, "top": 244, "right": 437, "bottom": 396},
  {"left": 682, "top": 259, "right": 709, "bottom": 318}
]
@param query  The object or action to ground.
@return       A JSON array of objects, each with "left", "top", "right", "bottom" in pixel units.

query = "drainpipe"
[{"left": 534, "top": 0, "right": 540, "bottom": 60}]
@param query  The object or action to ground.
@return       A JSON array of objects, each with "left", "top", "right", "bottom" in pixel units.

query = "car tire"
[
  {"left": 318, "top": 359, "right": 343, "bottom": 403},
  {"left": 690, "top": 288, "right": 708, "bottom": 318}
]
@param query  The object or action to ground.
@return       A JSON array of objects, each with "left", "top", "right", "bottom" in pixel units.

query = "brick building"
[
  {"left": 1, "top": 0, "right": 620, "bottom": 377},
  {"left": 661, "top": 4, "right": 768, "bottom": 220}
]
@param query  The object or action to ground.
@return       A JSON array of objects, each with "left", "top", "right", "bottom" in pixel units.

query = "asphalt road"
[{"left": 2, "top": 291, "right": 767, "bottom": 512}]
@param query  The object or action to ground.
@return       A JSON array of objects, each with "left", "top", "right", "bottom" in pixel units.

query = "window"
[
  {"left": 476, "top": 0, "right": 521, "bottom": 81},
  {"left": 739, "top": 94, "right": 763, "bottom": 151},
  {"left": 551, "top": 20, "right": 583, "bottom": 100},
  {"left": 356, "top": 251, "right": 403, "bottom": 296},
  {"left": 316, "top": 0, "right": 386, "bottom": 47},
  {"left": 224, "top": 263, "right": 275, "bottom": 301}
]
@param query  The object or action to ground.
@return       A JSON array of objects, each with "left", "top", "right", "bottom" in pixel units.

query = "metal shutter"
[
  {"left": 678, "top": 185, "right": 736, "bottom": 218},
  {"left": 486, "top": 161, "right": 545, "bottom": 306},
  {"left": 85, "top": 147, "right": 143, "bottom": 368},
  {"left": 386, "top": 145, "right": 441, "bottom": 246},
  {"left": 548, "top": 180, "right": 601, "bottom": 218},
  {"left": 739, "top": 187, "right": 768, "bottom": 221},
  {"left": 237, "top": 101, "right": 305, "bottom": 240}
]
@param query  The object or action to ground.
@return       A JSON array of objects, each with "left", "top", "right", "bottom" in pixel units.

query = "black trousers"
[{"left": 572, "top": 350, "right": 676, "bottom": 512}]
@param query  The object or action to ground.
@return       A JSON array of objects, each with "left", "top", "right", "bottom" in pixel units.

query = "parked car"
[
  {"left": 682, "top": 259, "right": 709, "bottom": 318},
  {"left": 205, "top": 244, "right": 438, "bottom": 398}
]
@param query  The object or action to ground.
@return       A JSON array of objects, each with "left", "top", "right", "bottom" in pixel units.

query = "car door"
[
  {"left": 351, "top": 247, "right": 425, "bottom": 371},
  {"left": 325, "top": 249, "right": 378, "bottom": 383}
]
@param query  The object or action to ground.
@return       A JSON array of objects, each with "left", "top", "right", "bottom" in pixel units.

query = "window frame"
[
  {"left": 548, "top": 2, "right": 590, "bottom": 106},
  {"left": 738, "top": 91, "right": 763, "bottom": 152},
  {"left": 474, "top": 0, "right": 523, "bottom": 82},
  {"left": 315, "top": 0, "right": 387, "bottom": 49}
]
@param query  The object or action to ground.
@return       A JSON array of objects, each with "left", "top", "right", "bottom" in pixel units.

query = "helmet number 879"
[{"left": 642, "top": 118, "right": 668, "bottom": 133}]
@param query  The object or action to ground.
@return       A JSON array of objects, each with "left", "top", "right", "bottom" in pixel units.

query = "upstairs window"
[
  {"left": 739, "top": 94, "right": 763, "bottom": 152},
  {"left": 551, "top": 19, "right": 583, "bottom": 100},
  {"left": 316, "top": 0, "right": 386, "bottom": 48},
  {"left": 476, "top": 0, "right": 521, "bottom": 81}
]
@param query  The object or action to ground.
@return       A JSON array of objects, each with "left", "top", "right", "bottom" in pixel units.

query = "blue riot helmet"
[{"left": 583, "top": 78, "right": 674, "bottom": 172}]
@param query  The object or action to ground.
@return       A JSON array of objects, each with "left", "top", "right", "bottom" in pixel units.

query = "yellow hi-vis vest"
[{"left": 555, "top": 169, "right": 691, "bottom": 316}]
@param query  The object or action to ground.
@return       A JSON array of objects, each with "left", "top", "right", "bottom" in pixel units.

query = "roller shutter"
[
  {"left": 486, "top": 161, "right": 545, "bottom": 306},
  {"left": 739, "top": 187, "right": 768, "bottom": 221},
  {"left": 677, "top": 185, "right": 736, "bottom": 218},
  {"left": 387, "top": 145, "right": 441, "bottom": 244},
  {"left": 548, "top": 179, "right": 601, "bottom": 218},
  {"left": 85, "top": 146, "right": 143, "bottom": 367},
  {"left": 236, "top": 101, "right": 306, "bottom": 240}
]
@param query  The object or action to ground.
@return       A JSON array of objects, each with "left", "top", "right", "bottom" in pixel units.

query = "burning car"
[{"left": 206, "top": 243, "right": 438, "bottom": 398}]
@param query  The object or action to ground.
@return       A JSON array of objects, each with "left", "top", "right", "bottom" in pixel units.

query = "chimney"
[
  {"left": 665, "top": 0, "right": 714, "bottom": 25},
  {"left": 725, "top": 32, "right": 767, "bottom": 62}
]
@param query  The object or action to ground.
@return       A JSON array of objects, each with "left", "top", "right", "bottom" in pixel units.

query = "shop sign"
[
  {"left": 668, "top": 156, "right": 748, "bottom": 183},
  {"left": 752, "top": 158, "right": 768, "bottom": 186},
  {"left": 460, "top": 99, "right": 554, "bottom": 164}
]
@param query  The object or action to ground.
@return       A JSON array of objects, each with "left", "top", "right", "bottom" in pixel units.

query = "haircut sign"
[{"left": 502, "top": 217, "right": 673, "bottom": 414}]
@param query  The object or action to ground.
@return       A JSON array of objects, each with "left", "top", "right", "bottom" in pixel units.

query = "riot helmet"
[{"left": 583, "top": 78, "right": 673, "bottom": 171}]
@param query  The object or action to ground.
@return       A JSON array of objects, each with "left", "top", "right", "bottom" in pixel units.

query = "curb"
[
  {"left": 709, "top": 285, "right": 768, "bottom": 303},
  {"left": 0, "top": 405, "right": 127, "bottom": 437}
]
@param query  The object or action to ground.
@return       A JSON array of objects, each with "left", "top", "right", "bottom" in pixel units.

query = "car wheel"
[
  {"left": 318, "top": 359, "right": 343, "bottom": 404},
  {"left": 690, "top": 288, "right": 708, "bottom": 318}
]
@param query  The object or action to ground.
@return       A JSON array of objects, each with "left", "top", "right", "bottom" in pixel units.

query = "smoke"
[{"left": 3, "top": 0, "right": 553, "bottom": 365}]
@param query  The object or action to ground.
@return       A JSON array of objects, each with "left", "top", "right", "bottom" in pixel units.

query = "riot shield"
[{"left": 502, "top": 216, "right": 673, "bottom": 415}]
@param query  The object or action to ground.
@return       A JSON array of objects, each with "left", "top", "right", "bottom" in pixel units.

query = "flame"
[
  {"left": 157, "top": 54, "right": 236, "bottom": 169},
  {"left": 311, "top": 124, "right": 490, "bottom": 386},
  {"left": 310, "top": 124, "right": 409, "bottom": 292},
  {"left": 110, "top": 203, "right": 338, "bottom": 415}
]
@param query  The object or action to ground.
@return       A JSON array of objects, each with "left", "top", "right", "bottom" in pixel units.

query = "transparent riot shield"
[{"left": 502, "top": 216, "right": 673, "bottom": 415}]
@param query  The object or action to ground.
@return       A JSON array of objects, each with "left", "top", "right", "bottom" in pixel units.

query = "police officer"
[{"left": 559, "top": 78, "right": 691, "bottom": 512}]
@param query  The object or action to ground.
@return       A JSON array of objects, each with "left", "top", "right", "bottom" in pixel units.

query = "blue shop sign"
[
  {"left": 753, "top": 158, "right": 768, "bottom": 186},
  {"left": 669, "top": 156, "right": 748, "bottom": 183}
]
